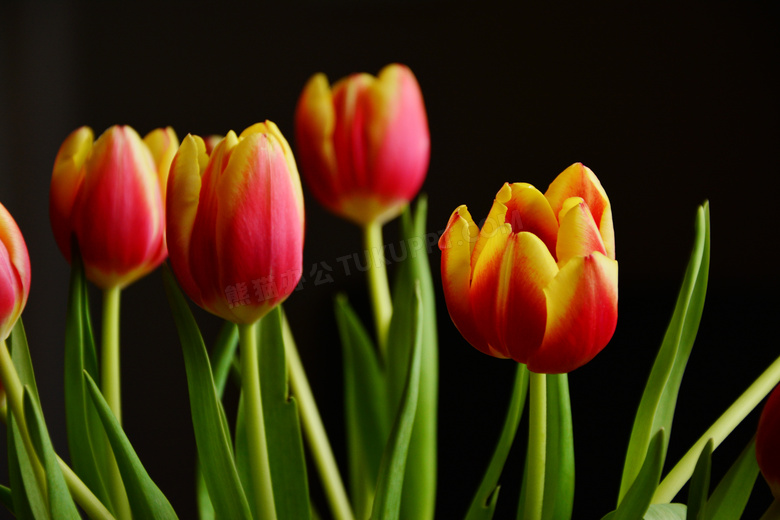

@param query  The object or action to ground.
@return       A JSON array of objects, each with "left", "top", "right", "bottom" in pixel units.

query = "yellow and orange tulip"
[
  {"left": 757, "top": 384, "right": 780, "bottom": 499},
  {"left": 439, "top": 163, "right": 617, "bottom": 374},
  {"left": 0, "top": 202, "right": 30, "bottom": 341},
  {"left": 295, "top": 63, "right": 430, "bottom": 226},
  {"left": 166, "top": 121, "right": 305, "bottom": 324},
  {"left": 49, "top": 125, "right": 178, "bottom": 289}
]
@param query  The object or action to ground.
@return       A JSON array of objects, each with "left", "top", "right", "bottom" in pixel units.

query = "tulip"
[
  {"left": 439, "top": 163, "right": 617, "bottom": 374},
  {"left": 166, "top": 121, "right": 304, "bottom": 324},
  {"left": 294, "top": 63, "right": 430, "bottom": 226},
  {"left": 757, "top": 384, "right": 780, "bottom": 499},
  {"left": 50, "top": 125, "right": 178, "bottom": 290},
  {"left": 0, "top": 202, "right": 30, "bottom": 342}
]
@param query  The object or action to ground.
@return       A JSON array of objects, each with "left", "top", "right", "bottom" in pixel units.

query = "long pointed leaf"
[
  {"left": 606, "top": 429, "right": 666, "bottom": 520},
  {"left": 0, "top": 484, "right": 13, "bottom": 515},
  {"left": 465, "top": 363, "right": 529, "bottom": 520},
  {"left": 687, "top": 439, "right": 713, "bottom": 520},
  {"left": 336, "top": 293, "right": 388, "bottom": 518},
  {"left": 619, "top": 203, "right": 710, "bottom": 502},
  {"left": 702, "top": 437, "right": 759, "bottom": 520},
  {"left": 257, "top": 307, "right": 311, "bottom": 520},
  {"left": 7, "top": 414, "right": 46, "bottom": 520},
  {"left": 371, "top": 283, "right": 424, "bottom": 520},
  {"left": 23, "top": 388, "right": 81, "bottom": 519},
  {"left": 162, "top": 266, "right": 252, "bottom": 520},
  {"left": 84, "top": 372, "right": 178, "bottom": 519}
]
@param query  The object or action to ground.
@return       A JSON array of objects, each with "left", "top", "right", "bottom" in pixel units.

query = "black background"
[{"left": 1, "top": 1, "right": 779, "bottom": 518}]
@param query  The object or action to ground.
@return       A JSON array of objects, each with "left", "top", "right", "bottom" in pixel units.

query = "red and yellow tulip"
[
  {"left": 0, "top": 202, "right": 30, "bottom": 341},
  {"left": 757, "top": 384, "right": 780, "bottom": 499},
  {"left": 295, "top": 63, "right": 430, "bottom": 226},
  {"left": 166, "top": 121, "right": 304, "bottom": 324},
  {"left": 49, "top": 125, "right": 178, "bottom": 289},
  {"left": 439, "top": 163, "right": 617, "bottom": 374}
]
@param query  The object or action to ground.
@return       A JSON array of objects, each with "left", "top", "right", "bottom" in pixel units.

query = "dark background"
[{"left": 1, "top": 1, "right": 779, "bottom": 518}]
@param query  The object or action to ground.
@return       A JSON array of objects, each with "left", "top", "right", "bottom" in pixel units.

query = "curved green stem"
[
  {"left": 760, "top": 499, "right": 780, "bottom": 520},
  {"left": 364, "top": 221, "right": 392, "bottom": 357},
  {"left": 101, "top": 286, "right": 121, "bottom": 422},
  {"left": 284, "top": 321, "right": 354, "bottom": 520},
  {"left": 239, "top": 322, "right": 277, "bottom": 520},
  {"left": 524, "top": 371, "right": 547, "bottom": 520},
  {"left": 653, "top": 354, "right": 780, "bottom": 503}
]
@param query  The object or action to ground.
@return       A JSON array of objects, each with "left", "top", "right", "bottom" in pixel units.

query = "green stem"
[
  {"left": 101, "top": 286, "right": 121, "bottom": 422},
  {"left": 524, "top": 371, "right": 547, "bottom": 520},
  {"left": 363, "top": 221, "right": 392, "bottom": 356},
  {"left": 57, "top": 456, "right": 116, "bottom": 520},
  {"left": 284, "top": 321, "right": 354, "bottom": 520},
  {"left": 239, "top": 322, "right": 277, "bottom": 520},
  {"left": 760, "top": 499, "right": 780, "bottom": 520},
  {"left": 653, "top": 354, "right": 780, "bottom": 503}
]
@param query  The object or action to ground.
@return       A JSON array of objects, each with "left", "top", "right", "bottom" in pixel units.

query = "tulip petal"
[
  {"left": 556, "top": 198, "right": 607, "bottom": 267},
  {"left": 438, "top": 205, "right": 492, "bottom": 356},
  {"left": 531, "top": 253, "right": 618, "bottom": 373},
  {"left": 0, "top": 203, "right": 30, "bottom": 341},
  {"left": 504, "top": 183, "right": 559, "bottom": 256},
  {"left": 545, "top": 163, "right": 615, "bottom": 259},
  {"left": 49, "top": 126, "right": 94, "bottom": 260},
  {"left": 757, "top": 385, "right": 780, "bottom": 499},
  {"left": 143, "top": 127, "right": 179, "bottom": 202}
]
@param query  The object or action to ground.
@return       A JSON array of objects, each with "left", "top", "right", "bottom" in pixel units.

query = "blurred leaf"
[
  {"left": 63, "top": 246, "right": 112, "bottom": 511},
  {"left": 687, "top": 439, "right": 713, "bottom": 520},
  {"left": 371, "top": 283, "right": 424, "bottom": 520},
  {"left": 0, "top": 484, "right": 12, "bottom": 515},
  {"left": 162, "top": 266, "right": 252, "bottom": 520},
  {"left": 465, "top": 363, "right": 529, "bottom": 520},
  {"left": 607, "top": 429, "right": 666, "bottom": 520},
  {"left": 9, "top": 318, "right": 39, "bottom": 402},
  {"left": 23, "top": 387, "right": 81, "bottom": 519},
  {"left": 619, "top": 203, "right": 710, "bottom": 502},
  {"left": 85, "top": 372, "right": 178, "bottom": 519},
  {"left": 335, "top": 294, "right": 388, "bottom": 517},
  {"left": 7, "top": 415, "right": 45, "bottom": 520},
  {"left": 643, "top": 503, "right": 688, "bottom": 519},
  {"left": 257, "top": 307, "right": 311, "bottom": 520},
  {"left": 702, "top": 437, "right": 759, "bottom": 520},
  {"left": 385, "top": 197, "right": 438, "bottom": 520}
]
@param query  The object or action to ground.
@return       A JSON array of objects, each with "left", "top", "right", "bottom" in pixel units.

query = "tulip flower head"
[
  {"left": 166, "top": 121, "right": 305, "bottom": 324},
  {"left": 757, "top": 384, "right": 780, "bottom": 499},
  {"left": 50, "top": 125, "right": 178, "bottom": 289},
  {"left": 439, "top": 163, "right": 617, "bottom": 374},
  {"left": 0, "top": 202, "right": 31, "bottom": 342},
  {"left": 295, "top": 63, "right": 430, "bottom": 226}
]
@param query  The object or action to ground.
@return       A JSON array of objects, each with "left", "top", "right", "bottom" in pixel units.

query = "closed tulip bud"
[
  {"left": 49, "top": 125, "right": 178, "bottom": 289},
  {"left": 757, "top": 384, "right": 780, "bottom": 499},
  {"left": 166, "top": 121, "right": 305, "bottom": 324},
  {"left": 439, "top": 163, "right": 618, "bottom": 374},
  {"left": 0, "top": 202, "right": 31, "bottom": 341},
  {"left": 295, "top": 63, "right": 430, "bottom": 226}
]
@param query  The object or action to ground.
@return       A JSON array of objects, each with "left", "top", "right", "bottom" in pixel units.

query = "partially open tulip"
[
  {"left": 295, "top": 63, "right": 430, "bottom": 226},
  {"left": 50, "top": 125, "right": 178, "bottom": 289},
  {"left": 0, "top": 202, "right": 30, "bottom": 341},
  {"left": 438, "top": 163, "right": 617, "bottom": 374},
  {"left": 757, "top": 384, "right": 780, "bottom": 499},
  {"left": 166, "top": 121, "right": 304, "bottom": 324}
]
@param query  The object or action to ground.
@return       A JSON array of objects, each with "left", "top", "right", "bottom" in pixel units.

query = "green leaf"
[
  {"left": 23, "top": 387, "right": 81, "bottom": 519},
  {"left": 335, "top": 293, "right": 389, "bottom": 518},
  {"left": 643, "top": 503, "right": 688, "bottom": 519},
  {"left": 162, "top": 266, "right": 252, "bottom": 520},
  {"left": 84, "top": 371, "right": 178, "bottom": 519},
  {"left": 0, "top": 484, "right": 13, "bottom": 516},
  {"left": 619, "top": 202, "right": 710, "bottom": 502},
  {"left": 610, "top": 429, "right": 666, "bottom": 520},
  {"left": 63, "top": 245, "right": 112, "bottom": 512},
  {"left": 702, "top": 437, "right": 759, "bottom": 520},
  {"left": 257, "top": 307, "right": 311, "bottom": 520},
  {"left": 371, "top": 283, "right": 424, "bottom": 520},
  {"left": 465, "top": 363, "right": 529, "bottom": 520},
  {"left": 687, "top": 439, "right": 713, "bottom": 520},
  {"left": 9, "top": 318, "right": 39, "bottom": 402},
  {"left": 385, "top": 197, "right": 438, "bottom": 520},
  {"left": 7, "top": 414, "right": 46, "bottom": 520}
]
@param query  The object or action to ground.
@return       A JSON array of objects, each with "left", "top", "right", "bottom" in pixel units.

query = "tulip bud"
[
  {"left": 757, "top": 384, "right": 780, "bottom": 499},
  {"left": 295, "top": 63, "right": 430, "bottom": 226},
  {"left": 438, "top": 163, "right": 618, "bottom": 374},
  {"left": 166, "top": 121, "right": 305, "bottom": 324},
  {"left": 50, "top": 125, "right": 178, "bottom": 289},
  {"left": 0, "top": 202, "right": 31, "bottom": 341}
]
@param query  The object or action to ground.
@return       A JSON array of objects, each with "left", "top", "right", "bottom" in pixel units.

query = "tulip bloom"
[
  {"left": 439, "top": 163, "right": 617, "bottom": 374},
  {"left": 757, "top": 384, "right": 780, "bottom": 498},
  {"left": 295, "top": 63, "right": 430, "bottom": 226},
  {"left": 50, "top": 125, "right": 178, "bottom": 289},
  {"left": 166, "top": 121, "right": 305, "bottom": 324},
  {"left": 0, "top": 202, "right": 30, "bottom": 341}
]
